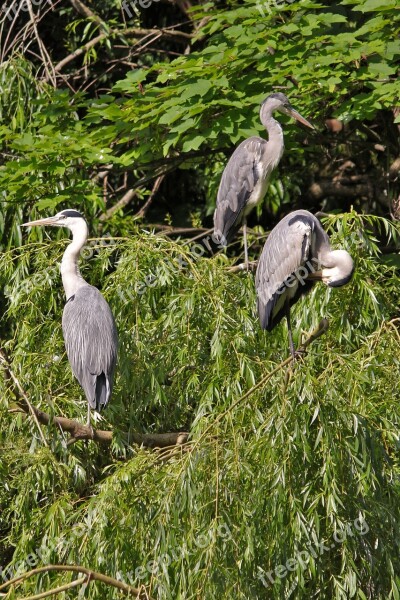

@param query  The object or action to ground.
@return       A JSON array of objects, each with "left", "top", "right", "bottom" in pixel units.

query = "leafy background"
[{"left": 0, "top": 0, "right": 399, "bottom": 598}]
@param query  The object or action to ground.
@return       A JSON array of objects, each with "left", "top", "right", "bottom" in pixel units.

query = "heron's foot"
[
  {"left": 86, "top": 424, "right": 95, "bottom": 439},
  {"left": 294, "top": 348, "right": 307, "bottom": 359},
  {"left": 289, "top": 348, "right": 307, "bottom": 361}
]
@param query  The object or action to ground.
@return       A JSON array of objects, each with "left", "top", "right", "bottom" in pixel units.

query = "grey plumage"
[
  {"left": 213, "top": 93, "right": 313, "bottom": 266},
  {"left": 22, "top": 209, "right": 118, "bottom": 424},
  {"left": 213, "top": 137, "right": 273, "bottom": 246},
  {"left": 256, "top": 210, "right": 354, "bottom": 354},
  {"left": 62, "top": 286, "right": 118, "bottom": 412}
]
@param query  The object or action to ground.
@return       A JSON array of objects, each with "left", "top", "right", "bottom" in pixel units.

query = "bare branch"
[
  {"left": 52, "top": 25, "right": 192, "bottom": 77},
  {"left": 134, "top": 175, "right": 165, "bottom": 219},
  {"left": 0, "top": 564, "right": 155, "bottom": 599},
  {"left": 22, "top": 576, "right": 86, "bottom": 599},
  {"left": 0, "top": 348, "right": 188, "bottom": 448},
  {"left": 68, "top": 0, "right": 104, "bottom": 25},
  {"left": 227, "top": 260, "right": 258, "bottom": 273},
  {"left": 26, "top": 0, "right": 56, "bottom": 85}
]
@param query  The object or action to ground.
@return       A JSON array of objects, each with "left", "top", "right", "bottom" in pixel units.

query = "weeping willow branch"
[
  {"left": 0, "top": 348, "right": 188, "bottom": 448},
  {"left": 0, "top": 349, "right": 48, "bottom": 447},
  {"left": 0, "top": 564, "right": 155, "bottom": 600},
  {"left": 22, "top": 575, "right": 86, "bottom": 599},
  {"left": 195, "top": 319, "right": 330, "bottom": 448},
  {"left": 0, "top": 322, "right": 328, "bottom": 449}
]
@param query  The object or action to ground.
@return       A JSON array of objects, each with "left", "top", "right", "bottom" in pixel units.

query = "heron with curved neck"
[
  {"left": 22, "top": 209, "right": 118, "bottom": 427},
  {"left": 213, "top": 92, "right": 314, "bottom": 269},
  {"left": 256, "top": 209, "right": 354, "bottom": 357}
]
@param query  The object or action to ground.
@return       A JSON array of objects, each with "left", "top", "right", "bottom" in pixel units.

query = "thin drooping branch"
[
  {"left": 0, "top": 348, "right": 188, "bottom": 448},
  {"left": 26, "top": 0, "right": 56, "bottom": 85},
  {"left": 228, "top": 260, "right": 258, "bottom": 273},
  {"left": 0, "top": 349, "right": 48, "bottom": 447},
  {"left": 194, "top": 319, "right": 330, "bottom": 448},
  {"left": 0, "top": 564, "right": 155, "bottom": 600},
  {"left": 22, "top": 575, "right": 86, "bottom": 600},
  {"left": 100, "top": 187, "right": 141, "bottom": 221},
  {"left": 134, "top": 175, "right": 165, "bottom": 219}
]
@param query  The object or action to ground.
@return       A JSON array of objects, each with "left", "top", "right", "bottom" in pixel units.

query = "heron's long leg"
[
  {"left": 243, "top": 218, "right": 249, "bottom": 271},
  {"left": 285, "top": 300, "right": 296, "bottom": 358},
  {"left": 87, "top": 404, "right": 91, "bottom": 428}
]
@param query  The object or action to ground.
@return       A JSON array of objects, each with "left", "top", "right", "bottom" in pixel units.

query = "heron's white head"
[
  {"left": 22, "top": 209, "right": 88, "bottom": 237},
  {"left": 308, "top": 249, "right": 354, "bottom": 287},
  {"left": 324, "top": 250, "right": 354, "bottom": 287},
  {"left": 260, "top": 93, "right": 314, "bottom": 129}
]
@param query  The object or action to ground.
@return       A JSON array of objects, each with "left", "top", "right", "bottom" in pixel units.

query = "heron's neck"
[
  {"left": 61, "top": 224, "right": 88, "bottom": 300},
  {"left": 263, "top": 116, "right": 284, "bottom": 169}
]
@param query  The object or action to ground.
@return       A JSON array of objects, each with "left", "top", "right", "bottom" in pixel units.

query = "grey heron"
[
  {"left": 255, "top": 210, "right": 354, "bottom": 357},
  {"left": 22, "top": 209, "right": 118, "bottom": 427},
  {"left": 213, "top": 93, "right": 314, "bottom": 268}
]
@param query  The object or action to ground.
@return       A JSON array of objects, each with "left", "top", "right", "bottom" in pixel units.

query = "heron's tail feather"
[{"left": 95, "top": 372, "right": 111, "bottom": 412}]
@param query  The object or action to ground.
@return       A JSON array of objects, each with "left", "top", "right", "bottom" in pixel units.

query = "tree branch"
[
  {"left": 52, "top": 25, "right": 192, "bottom": 76},
  {"left": 69, "top": 0, "right": 104, "bottom": 25},
  {"left": 194, "top": 319, "right": 330, "bottom": 448},
  {"left": 0, "top": 348, "right": 188, "bottom": 448},
  {"left": 0, "top": 564, "right": 155, "bottom": 599},
  {"left": 0, "top": 349, "right": 48, "bottom": 447},
  {"left": 134, "top": 175, "right": 165, "bottom": 219},
  {"left": 22, "top": 576, "right": 86, "bottom": 599}
]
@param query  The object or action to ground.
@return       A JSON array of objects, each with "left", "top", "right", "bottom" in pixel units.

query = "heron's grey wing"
[
  {"left": 213, "top": 137, "right": 267, "bottom": 245},
  {"left": 255, "top": 212, "right": 316, "bottom": 330},
  {"left": 62, "top": 285, "right": 118, "bottom": 411}
]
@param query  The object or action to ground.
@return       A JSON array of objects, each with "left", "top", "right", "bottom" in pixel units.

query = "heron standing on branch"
[
  {"left": 213, "top": 93, "right": 314, "bottom": 269},
  {"left": 256, "top": 210, "right": 354, "bottom": 357},
  {"left": 22, "top": 210, "right": 118, "bottom": 427}
]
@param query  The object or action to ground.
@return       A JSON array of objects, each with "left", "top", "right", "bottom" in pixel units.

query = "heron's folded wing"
[
  {"left": 62, "top": 285, "right": 118, "bottom": 408},
  {"left": 213, "top": 137, "right": 266, "bottom": 245},
  {"left": 256, "top": 214, "right": 314, "bottom": 330}
]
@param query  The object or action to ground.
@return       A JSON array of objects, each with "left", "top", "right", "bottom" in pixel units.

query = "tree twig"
[
  {"left": 227, "top": 260, "right": 258, "bottom": 273},
  {"left": 52, "top": 25, "right": 192, "bottom": 76},
  {"left": 0, "top": 564, "right": 155, "bottom": 599},
  {"left": 134, "top": 175, "right": 165, "bottom": 219},
  {"left": 0, "top": 349, "right": 48, "bottom": 447},
  {"left": 21, "top": 575, "right": 86, "bottom": 599}
]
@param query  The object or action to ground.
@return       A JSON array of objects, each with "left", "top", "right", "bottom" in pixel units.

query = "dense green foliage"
[{"left": 0, "top": 0, "right": 399, "bottom": 598}]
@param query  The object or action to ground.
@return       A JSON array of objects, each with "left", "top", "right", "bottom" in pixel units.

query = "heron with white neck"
[
  {"left": 213, "top": 92, "right": 314, "bottom": 269},
  {"left": 256, "top": 210, "right": 354, "bottom": 357},
  {"left": 22, "top": 209, "right": 118, "bottom": 427}
]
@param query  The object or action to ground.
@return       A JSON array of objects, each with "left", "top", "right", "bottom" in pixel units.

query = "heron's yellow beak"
[
  {"left": 306, "top": 270, "right": 323, "bottom": 281},
  {"left": 21, "top": 216, "right": 60, "bottom": 227},
  {"left": 282, "top": 106, "right": 314, "bottom": 129}
]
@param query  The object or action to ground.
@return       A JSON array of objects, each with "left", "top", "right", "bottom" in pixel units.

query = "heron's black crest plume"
[
  {"left": 263, "top": 92, "right": 290, "bottom": 106},
  {"left": 60, "top": 209, "right": 84, "bottom": 218}
]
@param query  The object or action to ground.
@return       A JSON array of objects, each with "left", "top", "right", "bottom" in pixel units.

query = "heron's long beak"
[
  {"left": 283, "top": 106, "right": 314, "bottom": 129},
  {"left": 21, "top": 216, "right": 59, "bottom": 227},
  {"left": 306, "top": 270, "right": 323, "bottom": 281}
]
